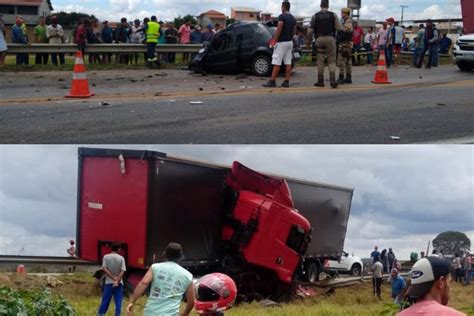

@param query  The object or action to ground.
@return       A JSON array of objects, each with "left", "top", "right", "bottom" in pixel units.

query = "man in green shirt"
[
  {"left": 34, "top": 16, "right": 48, "bottom": 65},
  {"left": 127, "top": 243, "right": 194, "bottom": 316}
]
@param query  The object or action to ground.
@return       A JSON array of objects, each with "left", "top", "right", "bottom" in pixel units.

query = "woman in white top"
[{"left": 0, "top": 15, "right": 7, "bottom": 65}]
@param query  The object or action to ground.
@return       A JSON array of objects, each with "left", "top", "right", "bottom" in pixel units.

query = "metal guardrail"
[
  {"left": 4, "top": 43, "right": 204, "bottom": 54},
  {"left": 0, "top": 255, "right": 92, "bottom": 265},
  {"left": 4, "top": 44, "right": 451, "bottom": 60}
]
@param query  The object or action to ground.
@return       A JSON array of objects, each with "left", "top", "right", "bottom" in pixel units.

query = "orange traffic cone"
[
  {"left": 66, "top": 51, "right": 94, "bottom": 98},
  {"left": 371, "top": 50, "right": 392, "bottom": 84}
]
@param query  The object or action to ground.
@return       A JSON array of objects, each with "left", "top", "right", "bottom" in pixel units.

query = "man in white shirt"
[{"left": 46, "top": 16, "right": 65, "bottom": 65}]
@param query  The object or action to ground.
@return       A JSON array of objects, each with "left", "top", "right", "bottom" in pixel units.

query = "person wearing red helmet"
[{"left": 194, "top": 273, "right": 237, "bottom": 316}]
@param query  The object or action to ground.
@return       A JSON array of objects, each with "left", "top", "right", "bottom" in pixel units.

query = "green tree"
[
  {"left": 432, "top": 231, "right": 471, "bottom": 255},
  {"left": 173, "top": 15, "right": 197, "bottom": 28},
  {"left": 46, "top": 12, "right": 97, "bottom": 29},
  {"left": 226, "top": 18, "right": 236, "bottom": 26}
]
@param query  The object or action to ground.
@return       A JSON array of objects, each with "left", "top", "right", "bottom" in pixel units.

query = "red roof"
[{"left": 199, "top": 10, "right": 226, "bottom": 18}]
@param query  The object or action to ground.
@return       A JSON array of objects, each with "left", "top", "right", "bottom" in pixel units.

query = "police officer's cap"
[
  {"left": 341, "top": 7, "right": 351, "bottom": 14},
  {"left": 320, "top": 0, "right": 329, "bottom": 8}
]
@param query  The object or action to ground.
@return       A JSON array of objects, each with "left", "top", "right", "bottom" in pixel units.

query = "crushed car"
[{"left": 189, "top": 21, "right": 301, "bottom": 76}]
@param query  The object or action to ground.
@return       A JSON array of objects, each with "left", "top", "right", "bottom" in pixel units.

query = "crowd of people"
[
  {"left": 369, "top": 245, "right": 472, "bottom": 315},
  {"left": 348, "top": 18, "right": 452, "bottom": 69},
  {"left": 1, "top": 7, "right": 455, "bottom": 70},
  {"left": 0, "top": 14, "right": 224, "bottom": 67}
]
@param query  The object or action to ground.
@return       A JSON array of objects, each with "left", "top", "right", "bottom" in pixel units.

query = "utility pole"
[{"left": 400, "top": 5, "right": 408, "bottom": 26}]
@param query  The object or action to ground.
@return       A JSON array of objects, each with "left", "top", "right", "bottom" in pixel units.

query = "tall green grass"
[{"left": 2, "top": 273, "right": 473, "bottom": 316}]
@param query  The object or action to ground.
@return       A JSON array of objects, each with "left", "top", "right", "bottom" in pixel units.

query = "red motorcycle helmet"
[{"left": 194, "top": 273, "right": 237, "bottom": 315}]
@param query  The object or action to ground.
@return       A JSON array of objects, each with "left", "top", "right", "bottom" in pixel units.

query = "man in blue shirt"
[
  {"left": 371, "top": 246, "right": 380, "bottom": 264},
  {"left": 12, "top": 18, "right": 29, "bottom": 65},
  {"left": 390, "top": 268, "right": 406, "bottom": 306}
]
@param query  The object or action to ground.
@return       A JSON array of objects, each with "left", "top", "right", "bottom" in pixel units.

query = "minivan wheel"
[
  {"left": 251, "top": 54, "right": 272, "bottom": 76},
  {"left": 457, "top": 61, "right": 473, "bottom": 72}
]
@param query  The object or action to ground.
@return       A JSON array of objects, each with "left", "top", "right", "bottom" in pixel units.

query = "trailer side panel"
[
  {"left": 287, "top": 181, "right": 353, "bottom": 258},
  {"left": 146, "top": 158, "right": 227, "bottom": 266}
]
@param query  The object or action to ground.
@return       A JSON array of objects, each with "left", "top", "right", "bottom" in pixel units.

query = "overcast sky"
[
  {"left": 51, "top": 0, "right": 462, "bottom": 23},
  {"left": 0, "top": 145, "right": 473, "bottom": 260}
]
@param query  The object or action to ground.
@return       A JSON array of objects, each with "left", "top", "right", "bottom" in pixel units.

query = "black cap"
[
  {"left": 163, "top": 242, "right": 183, "bottom": 261},
  {"left": 406, "top": 257, "right": 451, "bottom": 299},
  {"left": 321, "top": 0, "right": 329, "bottom": 7}
]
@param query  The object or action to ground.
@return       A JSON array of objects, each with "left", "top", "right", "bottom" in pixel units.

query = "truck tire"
[
  {"left": 251, "top": 54, "right": 272, "bottom": 77},
  {"left": 350, "top": 263, "right": 362, "bottom": 276},
  {"left": 305, "top": 262, "right": 320, "bottom": 283},
  {"left": 457, "top": 61, "right": 473, "bottom": 72}
]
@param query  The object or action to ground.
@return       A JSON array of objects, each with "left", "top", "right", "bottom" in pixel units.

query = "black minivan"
[{"left": 189, "top": 22, "right": 300, "bottom": 76}]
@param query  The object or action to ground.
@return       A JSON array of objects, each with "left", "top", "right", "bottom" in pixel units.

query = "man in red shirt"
[
  {"left": 351, "top": 21, "right": 364, "bottom": 65},
  {"left": 75, "top": 18, "right": 90, "bottom": 56},
  {"left": 398, "top": 257, "right": 465, "bottom": 316}
]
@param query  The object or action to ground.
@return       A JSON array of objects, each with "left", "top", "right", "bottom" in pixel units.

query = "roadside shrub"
[{"left": 0, "top": 285, "right": 76, "bottom": 315}]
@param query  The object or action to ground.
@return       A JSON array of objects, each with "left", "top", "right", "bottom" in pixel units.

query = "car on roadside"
[
  {"left": 189, "top": 21, "right": 301, "bottom": 76},
  {"left": 327, "top": 251, "right": 363, "bottom": 276},
  {"left": 453, "top": 33, "right": 474, "bottom": 71}
]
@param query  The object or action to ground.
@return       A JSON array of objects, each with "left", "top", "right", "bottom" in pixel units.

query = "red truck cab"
[{"left": 223, "top": 162, "right": 311, "bottom": 283}]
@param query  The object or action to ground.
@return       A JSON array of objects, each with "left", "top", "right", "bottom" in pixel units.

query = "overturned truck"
[{"left": 76, "top": 147, "right": 353, "bottom": 300}]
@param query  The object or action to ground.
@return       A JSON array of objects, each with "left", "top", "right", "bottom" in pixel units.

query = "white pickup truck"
[
  {"left": 327, "top": 251, "right": 364, "bottom": 276},
  {"left": 453, "top": 33, "right": 474, "bottom": 71}
]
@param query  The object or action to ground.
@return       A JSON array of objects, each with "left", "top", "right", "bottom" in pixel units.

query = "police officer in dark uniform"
[
  {"left": 308, "top": 0, "right": 343, "bottom": 88},
  {"left": 337, "top": 8, "right": 354, "bottom": 84}
]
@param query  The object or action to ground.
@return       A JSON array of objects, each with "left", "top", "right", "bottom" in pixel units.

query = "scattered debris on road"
[
  {"left": 99, "top": 102, "right": 110, "bottom": 106},
  {"left": 390, "top": 136, "right": 401, "bottom": 141},
  {"left": 190, "top": 101, "right": 204, "bottom": 105}
]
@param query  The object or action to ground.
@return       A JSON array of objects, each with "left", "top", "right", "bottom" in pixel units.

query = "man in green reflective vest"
[{"left": 146, "top": 16, "right": 160, "bottom": 68}]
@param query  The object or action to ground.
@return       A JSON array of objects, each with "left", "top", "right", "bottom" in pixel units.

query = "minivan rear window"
[{"left": 255, "top": 24, "right": 274, "bottom": 43}]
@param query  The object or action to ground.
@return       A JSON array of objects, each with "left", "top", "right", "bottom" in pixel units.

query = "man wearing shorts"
[{"left": 263, "top": 1, "right": 296, "bottom": 88}]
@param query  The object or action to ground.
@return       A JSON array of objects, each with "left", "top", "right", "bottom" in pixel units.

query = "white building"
[{"left": 0, "top": 0, "right": 53, "bottom": 25}]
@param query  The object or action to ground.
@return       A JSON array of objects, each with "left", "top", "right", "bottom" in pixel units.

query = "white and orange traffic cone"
[
  {"left": 66, "top": 51, "right": 94, "bottom": 98},
  {"left": 371, "top": 50, "right": 392, "bottom": 84}
]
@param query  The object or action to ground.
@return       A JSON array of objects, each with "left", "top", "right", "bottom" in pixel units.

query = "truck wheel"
[
  {"left": 350, "top": 263, "right": 362, "bottom": 276},
  {"left": 251, "top": 54, "right": 272, "bottom": 76},
  {"left": 457, "top": 61, "right": 473, "bottom": 72},
  {"left": 305, "top": 262, "right": 320, "bottom": 283}
]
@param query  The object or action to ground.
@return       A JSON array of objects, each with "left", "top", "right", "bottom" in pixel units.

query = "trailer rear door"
[{"left": 78, "top": 155, "right": 149, "bottom": 268}]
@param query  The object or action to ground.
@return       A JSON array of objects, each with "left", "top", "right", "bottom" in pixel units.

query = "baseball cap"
[
  {"left": 163, "top": 242, "right": 183, "bottom": 261},
  {"left": 407, "top": 257, "right": 451, "bottom": 299}
]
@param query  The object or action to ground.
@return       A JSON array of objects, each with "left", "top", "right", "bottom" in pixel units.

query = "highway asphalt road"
[{"left": 0, "top": 65, "right": 473, "bottom": 144}]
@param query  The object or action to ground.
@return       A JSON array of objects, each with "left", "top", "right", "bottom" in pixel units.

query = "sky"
[
  {"left": 50, "top": 0, "right": 463, "bottom": 23},
  {"left": 0, "top": 145, "right": 473, "bottom": 260}
]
